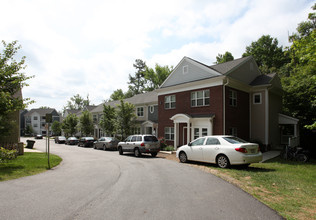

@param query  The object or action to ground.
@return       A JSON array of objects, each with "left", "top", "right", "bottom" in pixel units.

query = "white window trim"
[
  {"left": 229, "top": 90, "right": 237, "bottom": 107},
  {"left": 183, "top": 65, "right": 188, "bottom": 75},
  {"left": 164, "top": 127, "right": 174, "bottom": 140},
  {"left": 149, "top": 105, "right": 154, "bottom": 114},
  {"left": 136, "top": 106, "right": 144, "bottom": 117},
  {"left": 191, "top": 90, "right": 210, "bottom": 107},
  {"left": 253, "top": 93, "right": 262, "bottom": 104},
  {"left": 165, "top": 95, "right": 176, "bottom": 109}
]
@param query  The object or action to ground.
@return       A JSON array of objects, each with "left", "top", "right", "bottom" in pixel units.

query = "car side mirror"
[{"left": 188, "top": 142, "right": 192, "bottom": 147}]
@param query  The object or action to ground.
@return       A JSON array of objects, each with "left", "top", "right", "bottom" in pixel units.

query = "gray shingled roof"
[
  {"left": 209, "top": 56, "right": 252, "bottom": 75},
  {"left": 24, "top": 108, "right": 57, "bottom": 117},
  {"left": 91, "top": 91, "right": 158, "bottom": 113},
  {"left": 250, "top": 73, "right": 276, "bottom": 86}
]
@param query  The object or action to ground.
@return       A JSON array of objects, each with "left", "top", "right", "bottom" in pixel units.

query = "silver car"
[
  {"left": 93, "top": 137, "right": 119, "bottom": 150},
  {"left": 118, "top": 135, "right": 160, "bottom": 157}
]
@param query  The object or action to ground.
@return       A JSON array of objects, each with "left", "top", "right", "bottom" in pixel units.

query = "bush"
[
  {"left": 0, "top": 147, "right": 18, "bottom": 163},
  {"left": 159, "top": 137, "right": 167, "bottom": 149},
  {"left": 162, "top": 145, "right": 175, "bottom": 151}
]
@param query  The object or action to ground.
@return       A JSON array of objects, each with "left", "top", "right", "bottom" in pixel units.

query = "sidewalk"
[
  {"left": 24, "top": 148, "right": 42, "bottom": 153},
  {"left": 261, "top": 151, "right": 280, "bottom": 162}
]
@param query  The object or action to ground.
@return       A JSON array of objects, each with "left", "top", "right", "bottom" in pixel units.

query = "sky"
[{"left": 1, "top": 0, "right": 314, "bottom": 112}]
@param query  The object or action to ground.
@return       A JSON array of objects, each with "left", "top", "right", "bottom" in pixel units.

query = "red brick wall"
[
  {"left": 225, "top": 86, "right": 250, "bottom": 140},
  {"left": 158, "top": 85, "right": 224, "bottom": 139}
]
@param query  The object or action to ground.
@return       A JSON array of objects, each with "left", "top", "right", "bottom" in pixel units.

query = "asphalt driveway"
[{"left": 0, "top": 138, "right": 283, "bottom": 220}]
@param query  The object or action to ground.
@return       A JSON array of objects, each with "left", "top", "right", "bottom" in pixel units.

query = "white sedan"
[{"left": 176, "top": 136, "right": 263, "bottom": 168}]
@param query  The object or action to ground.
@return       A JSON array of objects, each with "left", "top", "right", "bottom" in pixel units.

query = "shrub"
[
  {"left": 0, "top": 147, "right": 18, "bottom": 163},
  {"left": 162, "top": 145, "right": 175, "bottom": 151},
  {"left": 159, "top": 137, "right": 167, "bottom": 149}
]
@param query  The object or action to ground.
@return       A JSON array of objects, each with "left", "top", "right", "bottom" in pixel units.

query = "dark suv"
[{"left": 118, "top": 135, "right": 160, "bottom": 157}]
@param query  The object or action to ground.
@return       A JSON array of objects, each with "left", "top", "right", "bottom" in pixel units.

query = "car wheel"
[
  {"left": 151, "top": 152, "right": 157, "bottom": 157},
  {"left": 103, "top": 145, "right": 106, "bottom": 151},
  {"left": 118, "top": 147, "right": 123, "bottom": 155},
  {"left": 179, "top": 151, "right": 188, "bottom": 163},
  {"left": 134, "top": 148, "right": 141, "bottom": 157},
  {"left": 217, "top": 155, "right": 230, "bottom": 168}
]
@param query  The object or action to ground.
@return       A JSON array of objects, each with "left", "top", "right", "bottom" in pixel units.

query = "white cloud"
[{"left": 1, "top": 0, "right": 313, "bottom": 111}]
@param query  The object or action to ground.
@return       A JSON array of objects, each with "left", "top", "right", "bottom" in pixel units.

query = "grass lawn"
[
  {"left": 0, "top": 152, "right": 62, "bottom": 182},
  {"left": 204, "top": 158, "right": 316, "bottom": 220}
]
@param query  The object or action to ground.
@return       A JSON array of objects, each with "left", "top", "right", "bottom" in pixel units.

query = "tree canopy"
[
  {"left": 242, "top": 35, "right": 289, "bottom": 74},
  {"left": 0, "top": 40, "right": 33, "bottom": 136},
  {"left": 64, "top": 94, "right": 91, "bottom": 111},
  {"left": 215, "top": 51, "right": 234, "bottom": 64}
]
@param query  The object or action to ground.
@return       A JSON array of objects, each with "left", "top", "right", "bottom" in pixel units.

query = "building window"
[
  {"left": 194, "top": 128, "right": 199, "bottom": 139},
  {"left": 229, "top": 90, "right": 237, "bottom": 107},
  {"left": 253, "top": 93, "right": 262, "bottom": 104},
  {"left": 229, "top": 127, "right": 238, "bottom": 136},
  {"left": 183, "top": 65, "right": 188, "bottom": 74},
  {"left": 191, "top": 90, "right": 210, "bottom": 107},
  {"left": 33, "top": 116, "right": 38, "bottom": 120},
  {"left": 164, "top": 127, "right": 174, "bottom": 140},
  {"left": 134, "top": 127, "right": 141, "bottom": 134},
  {"left": 33, "top": 124, "right": 38, "bottom": 127},
  {"left": 164, "top": 95, "right": 176, "bottom": 109},
  {"left": 149, "top": 105, "right": 154, "bottom": 114},
  {"left": 137, "top": 107, "right": 144, "bottom": 117},
  {"left": 202, "top": 128, "right": 208, "bottom": 136},
  {"left": 93, "top": 115, "right": 98, "bottom": 123}
]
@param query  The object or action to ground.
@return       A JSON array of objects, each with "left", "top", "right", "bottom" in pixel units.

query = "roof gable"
[{"left": 160, "top": 57, "right": 221, "bottom": 88}]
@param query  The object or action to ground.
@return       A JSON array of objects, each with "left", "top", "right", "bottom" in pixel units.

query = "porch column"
[
  {"left": 187, "top": 122, "right": 190, "bottom": 144},
  {"left": 174, "top": 122, "right": 177, "bottom": 150}
]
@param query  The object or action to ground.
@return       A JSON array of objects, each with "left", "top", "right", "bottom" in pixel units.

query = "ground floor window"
[
  {"left": 164, "top": 127, "right": 174, "bottom": 140},
  {"left": 194, "top": 127, "right": 208, "bottom": 139},
  {"left": 229, "top": 127, "right": 238, "bottom": 136}
]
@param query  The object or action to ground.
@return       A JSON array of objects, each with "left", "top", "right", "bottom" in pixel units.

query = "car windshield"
[
  {"left": 69, "top": 137, "right": 77, "bottom": 140},
  {"left": 59, "top": 136, "right": 66, "bottom": 140},
  {"left": 86, "top": 137, "right": 94, "bottom": 140},
  {"left": 223, "top": 136, "right": 247, "bottom": 144},
  {"left": 144, "top": 136, "right": 158, "bottom": 142}
]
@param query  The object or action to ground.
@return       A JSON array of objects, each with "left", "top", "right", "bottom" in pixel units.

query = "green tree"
[
  {"left": 282, "top": 3, "right": 316, "bottom": 129},
  {"left": 64, "top": 94, "right": 90, "bottom": 111},
  {"left": 99, "top": 104, "right": 117, "bottom": 136},
  {"left": 0, "top": 40, "right": 33, "bottom": 136},
  {"left": 144, "top": 64, "right": 173, "bottom": 91},
  {"left": 62, "top": 113, "right": 78, "bottom": 136},
  {"left": 116, "top": 100, "right": 136, "bottom": 139},
  {"left": 79, "top": 110, "right": 94, "bottom": 136},
  {"left": 110, "top": 89, "right": 125, "bottom": 101},
  {"left": 25, "top": 124, "right": 33, "bottom": 136},
  {"left": 242, "top": 35, "right": 289, "bottom": 74},
  {"left": 127, "top": 59, "right": 147, "bottom": 96},
  {"left": 215, "top": 51, "right": 234, "bottom": 64},
  {"left": 51, "top": 121, "right": 62, "bottom": 136}
]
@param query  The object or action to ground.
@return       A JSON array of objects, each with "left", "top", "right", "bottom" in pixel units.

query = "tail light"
[
  {"left": 235, "top": 147, "right": 247, "bottom": 153},
  {"left": 140, "top": 143, "right": 145, "bottom": 147}
]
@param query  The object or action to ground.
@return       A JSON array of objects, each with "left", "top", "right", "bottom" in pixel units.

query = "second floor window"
[
  {"left": 229, "top": 90, "right": 237, "bottom": 107},
  {"left": 191, "top": 90, "right": 210, "bottom": 107},
  {"left": 137, "top": 107, "right": 144, "bottom": 117},
  {"left": 165, "top": 95, "right": 176, "bottom": 109}
]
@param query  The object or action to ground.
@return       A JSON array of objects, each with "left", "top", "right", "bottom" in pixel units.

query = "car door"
[
  {"left": 98, "top": 137, "right": 105, "bottom": 149},
  {"left": 202, "top": 137, "right": 221, "bottom": 163},
  {"left": 188, "top": 137, "right": 205, "bottom": 161}
]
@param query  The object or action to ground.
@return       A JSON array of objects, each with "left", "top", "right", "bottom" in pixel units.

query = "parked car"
[
  {"left": 118, "top": 135, "right": 160, "bottom": 157},
  {"left": 78, "top": 137, "right": 95, "bottom": 147},
  {"left": 176, "top": 136, "right": 263, "bottom": 168},
  {"left": 35, "top": 134, "right": 43, "bottom": 139},
  {"left": 66, "top": 137, "right": 79, "bottom": 145},
  {"left": 55, "top": 136, "right": 66, "bottom": 144},
  {"left": 93, "top": 137, "right": 119, "bottom": 150}
]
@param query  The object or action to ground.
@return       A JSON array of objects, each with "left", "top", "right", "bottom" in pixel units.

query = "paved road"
[{"left": 0, "top": 138, "right": 283, "bottom": 220}]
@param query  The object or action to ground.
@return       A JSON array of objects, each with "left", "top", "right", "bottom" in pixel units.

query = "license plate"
[{"left": 250, "top": 149, "right": 255, "bottom": 154}]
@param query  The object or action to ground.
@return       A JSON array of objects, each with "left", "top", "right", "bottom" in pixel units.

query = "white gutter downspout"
[
  {"left": 223, "top": 77, "right": 229, "bottom": 134},
  {"left": 265, "top": 88, "right": 269, "bottom": 146}
]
